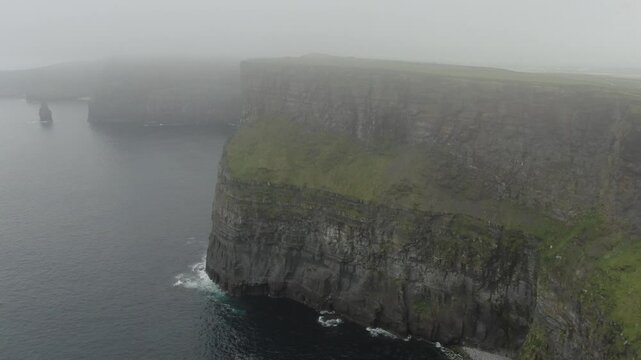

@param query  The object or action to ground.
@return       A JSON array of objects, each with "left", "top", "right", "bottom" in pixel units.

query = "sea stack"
[{"left": 39, "top": 102, "right": 52, "bottom": 122}]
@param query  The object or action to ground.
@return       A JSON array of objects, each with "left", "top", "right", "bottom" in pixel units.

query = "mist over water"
[
  {"left": 2, "top": 1, "right": 641, "bottom": 70},
  {"left": 0, "top": 98, "right": 444, "bottom": 359}
]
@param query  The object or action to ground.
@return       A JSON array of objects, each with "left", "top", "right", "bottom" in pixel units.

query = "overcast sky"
[{"left": 1, "top": 0, "right": 640, "bottom": 70}]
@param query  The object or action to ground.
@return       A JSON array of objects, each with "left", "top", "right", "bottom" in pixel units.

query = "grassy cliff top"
[{"left": 244, "top": 54, "right": 641, "bottom": 97}]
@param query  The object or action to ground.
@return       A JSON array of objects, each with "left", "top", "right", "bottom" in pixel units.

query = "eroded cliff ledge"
[{"left": 207, "top": 55, "right": 641, "bottom": 358}]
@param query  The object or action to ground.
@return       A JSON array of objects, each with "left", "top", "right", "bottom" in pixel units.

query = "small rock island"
[{"left": 39, "top": 102, "right": 52, "bottom": 122}]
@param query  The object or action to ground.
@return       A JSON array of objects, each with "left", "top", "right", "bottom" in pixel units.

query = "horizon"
[
  {"left": 2, "top": 0, "right": 640, "bottom": 71},
  {"left": 2, "top": 54, "right": 641, "bottom": 81}
]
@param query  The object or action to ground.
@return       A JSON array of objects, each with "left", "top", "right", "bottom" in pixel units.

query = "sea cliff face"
[
  {"left": 209, "top": 165, "right": 537, "bottom": 353},
  {"left": 207, "top": 56, "right": 641, "bottom": 358}
]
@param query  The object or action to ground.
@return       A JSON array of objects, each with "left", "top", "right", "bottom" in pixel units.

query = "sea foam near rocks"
[
  {"left": 173, "top": 255, "right": 224, "bottom": 295},
  {"left": 317, "top": 310, "right": 343, "bottom": 327},
  {"left": 365, "top": 327, "right": 399, "bottom": 339}
]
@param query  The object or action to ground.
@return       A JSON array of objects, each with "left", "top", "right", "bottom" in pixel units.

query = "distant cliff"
[
  {"left": 0, "top": 59, "right": 241, "bottom": 125},
  {"left": 0, "top": 61, "right": 101, "bottom": 100},
  {"left": 88, "top": 59, "right": 241, "bottom": 125},
  {"left": 207, "top": 56, "right": 641, "bottom": 359}
]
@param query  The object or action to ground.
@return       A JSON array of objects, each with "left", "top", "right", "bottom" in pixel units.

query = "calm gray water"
[{"left": 0, "top": 98, "right": 443, "bottom": 360}]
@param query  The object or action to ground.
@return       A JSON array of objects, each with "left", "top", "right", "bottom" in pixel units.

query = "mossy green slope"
[
  {"left": 227, "top": 118, "right": 561, "bottom": 235},
  {"left": 520, "top": 213, "right": 641, "bottom": 358},
  {"left": 227, "top": 118, "right": 396, "bottom": 201}
]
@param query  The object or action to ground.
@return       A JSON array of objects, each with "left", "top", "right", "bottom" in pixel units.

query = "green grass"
[
  {"left": 247, "top": 55, "right": 641, "bottom": 97},
  {"left": 226, "top": 118, "right": 398, "bottom": 201},
  {"left": 524, "top": 210, "right": 641, "bottom": 357},
  {"left": 601, "top": 241, "right": 641, "bottom": 353},
  {"left": 519, "top": 322, "right": 550, "bottom": 360},
  {"left": 226, "top": 117, "right": 563, "bottom": 234}
]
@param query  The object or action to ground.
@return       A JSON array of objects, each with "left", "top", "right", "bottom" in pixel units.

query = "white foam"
[
  {"left": 319, "top": 310, "right": 335, "bottom": 315},
  {"left": 365, "top": 327, "right": 399, "bottom": 339},
  {"left": 173, "top": 255, "right": 225, "bottom": 295},
  {"left": 317, "top": 315, "right": 343, "bottom": 327}
]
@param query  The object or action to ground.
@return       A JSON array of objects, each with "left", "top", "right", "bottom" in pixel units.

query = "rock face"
[{"left": 207, "top": 56, "right": 641, "bottom": 358}]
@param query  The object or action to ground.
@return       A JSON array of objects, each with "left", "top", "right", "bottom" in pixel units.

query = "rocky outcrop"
[{"left": 207, "top": 56, "right": 641, "bottom": 358}]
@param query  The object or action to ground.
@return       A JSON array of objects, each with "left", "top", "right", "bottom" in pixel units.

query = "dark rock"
[{"left": 39, "top": 102, "right": 52, "bottom": 122}]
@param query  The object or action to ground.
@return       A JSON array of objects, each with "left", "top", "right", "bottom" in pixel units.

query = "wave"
[
  {"left": 173, "top": 255, "right": 225, "bottom": 295},
  {"left": 317, "top": 310, "right": 343, "bottom": 327},
  {"left": 365, "top": 327, "right": 412, "bottom": 342},
  {"left": 317, "top": 316, "right": 343, "bottom": 327},
  {"left": 366, "top": 327, "right": 399, "bottom": 339}
]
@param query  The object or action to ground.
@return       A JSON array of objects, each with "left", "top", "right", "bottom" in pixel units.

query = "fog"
[{"left": 1, "top": 0, "right": 640, "bottom": 70}]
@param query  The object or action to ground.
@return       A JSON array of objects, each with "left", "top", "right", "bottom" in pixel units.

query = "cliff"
[
  {"left": 0, "top": 61, "right": 101, "bottom": 100},
  {"left": 207, "top": 55, "right": 641, "bottom": 358},
  {"left": 0, "top": 59, "right": 241, "bottom": 125},
  {"left": 87, "top": 59, "right": 241, "bottom": 125}
]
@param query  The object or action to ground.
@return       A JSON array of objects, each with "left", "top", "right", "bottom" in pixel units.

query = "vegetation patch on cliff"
[
  {"left": 226, "top": 117, "right": 561, "bottom": 235},
  {"left": 227, "top": 117, "right": 410, "bottom": 201},
  {"left": 520, "top": 212, "right": 641, "bottom": 358},
  {"left": 601, "top": 240, "right": 641, "bottom": 354}
]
